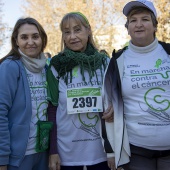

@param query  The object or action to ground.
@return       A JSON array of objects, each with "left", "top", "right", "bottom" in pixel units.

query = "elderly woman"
[
  {"left": 102, "top": 0, "right": 170, "bottom": 170},
  {"left": 47, "top": 12, "right": 112, "bottom": 170}
]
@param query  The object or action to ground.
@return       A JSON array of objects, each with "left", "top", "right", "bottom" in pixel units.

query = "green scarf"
[{"left": 47, "top": 44, "right": 108, "bottom": 106}]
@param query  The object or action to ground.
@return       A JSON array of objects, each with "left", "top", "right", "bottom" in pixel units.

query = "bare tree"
[
  {"left": 155, "top": 0, "right": 170, "bottom": 42},
  {"left": 23, "top": 0, "right": 170, "bottom": 56},
  {"left": 23, "top": 0, "right": 131, "bottom": 56},
  {"left": 23, "top": 0, "right": 94, "bottom": 55},
  {"left": 0, "top": 0, "right": 6, "bottom": 46},
  {"left": 0, "top": 0, "right": 10, "bottom": 57}
]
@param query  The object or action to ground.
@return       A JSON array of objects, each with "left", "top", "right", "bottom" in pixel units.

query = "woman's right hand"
[
  {"left": 102, "top": 105, "right": 114, "bottom": 122},
  {"left": 107, "top": 157, "right": 116, "bottom": 170},
  {"left": 0, "top": 166, "right": 7, "bottom": 170},
  {"left": 49, "top": 154, "right": 61, "bottom": 170}
]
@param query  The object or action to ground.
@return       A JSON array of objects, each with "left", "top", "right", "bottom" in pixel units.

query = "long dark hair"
[{"left": 0, "top": 17, "right": 47, "bottom": 63}]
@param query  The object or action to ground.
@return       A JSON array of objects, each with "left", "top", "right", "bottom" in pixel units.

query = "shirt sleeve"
[
  {"left": 47, "top": 102, "right": 58, "bottom": 155},
  {"left": 0, "top": 59, "right": 20, "bottom": 165}
]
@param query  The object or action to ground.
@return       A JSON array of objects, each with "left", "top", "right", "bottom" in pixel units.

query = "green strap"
[{"left": 46, "top": 65, "right": 59, "bottom": 106}]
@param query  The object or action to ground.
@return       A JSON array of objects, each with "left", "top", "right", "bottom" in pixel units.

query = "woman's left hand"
[
  {"left": 49, "top": 154, "right": 61, "bottom": 170},
  {"left": 102, "top": 105, "right": 114, "bottom": 122},
  {"left": 107, "top": 157, "right": 116, "bottom": 170}
]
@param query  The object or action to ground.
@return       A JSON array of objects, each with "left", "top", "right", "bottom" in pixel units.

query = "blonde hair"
[{"left": 60, "top": 12, "right": 97, "bottom": 51}]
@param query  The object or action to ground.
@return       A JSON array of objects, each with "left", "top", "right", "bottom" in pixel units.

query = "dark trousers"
[
  {"left": 61, "top": 161, "right": 110, "bottom": 170},
  {"left": 122, "top": 144, "right": 170, "bottom": 170}
]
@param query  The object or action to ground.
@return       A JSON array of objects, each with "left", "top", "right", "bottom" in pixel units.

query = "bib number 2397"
[{"left": 67, "top": 87, "right": 103, "bottom": 114}]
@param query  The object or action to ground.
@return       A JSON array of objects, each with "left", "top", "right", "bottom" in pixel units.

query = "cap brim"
[{"left": 123, "top": 1, "right": 149, "bottom": 16}]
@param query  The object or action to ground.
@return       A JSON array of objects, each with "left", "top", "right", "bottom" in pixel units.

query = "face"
[
  {"left": 16, "top": 24, "right": 42, "bottom": 58},
  {"left": 62, "top": 18, "right": 90, "bottom": 52},
  {"left": 127, "top": 12, "right": 156, "bottom": 47}
]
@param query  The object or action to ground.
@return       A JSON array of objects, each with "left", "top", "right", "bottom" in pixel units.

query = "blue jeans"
[{"left": 8, "top": 152, "right": 48, "bottom": 170}]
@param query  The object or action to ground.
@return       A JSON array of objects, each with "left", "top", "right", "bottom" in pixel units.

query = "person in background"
[
  {"left": 102, "top": 0, "right": 170, "bottom": 170},
  {"left": 0, "top": 17, "right": 52, "bottom": 170},
  {"left": 45, "top": 52, "right": 52, "bottom": 65},
  {"left": 47, "top": 12, "right": 115, "bottom": 170}
]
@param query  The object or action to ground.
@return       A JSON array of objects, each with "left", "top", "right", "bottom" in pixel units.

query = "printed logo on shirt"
[
  {"left": 66, "top": 68, "right": 103, "bottom": 141},
  {"left": 127, "top": 64, "right": 140, "bottom": 68},
  {"left": 73, "top": 66, "right": 79, "bottom": 78},
  {"left": 155, "top": 59, "right": 162, "bottom": 68},
  {"left": 124, "top": 56, "right": 170, "bottom": 125}
]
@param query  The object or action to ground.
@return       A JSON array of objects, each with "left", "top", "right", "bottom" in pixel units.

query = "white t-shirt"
[
  {"left": 51, "top": 65, "right": 107, "bottom": 166},
  {"left": 25, "top": 68, "right": 48, "bottom": 155},
  {"left": 122, "top": 41, "right": 170, "bottom": 150}
]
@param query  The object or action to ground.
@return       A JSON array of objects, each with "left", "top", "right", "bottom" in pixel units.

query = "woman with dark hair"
[{"left": 0, "top": 17, "right": 52, "bottom": 170}]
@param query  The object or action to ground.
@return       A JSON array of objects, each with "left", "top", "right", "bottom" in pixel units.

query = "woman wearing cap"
[
  {"left": 47, "top": 12, "right": 114, "bottom": 170},
  {"left": 102, "top": 0, "right": 170, "bottom": 170}
]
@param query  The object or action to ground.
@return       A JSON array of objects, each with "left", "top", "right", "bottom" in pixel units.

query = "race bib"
[{"left": 67, "top": 87, "right": 103, "bottom": 114}]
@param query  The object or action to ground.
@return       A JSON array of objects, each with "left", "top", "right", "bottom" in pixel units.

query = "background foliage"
[{"left": 1, "top": 0, "right": 170, "bottom": 56}]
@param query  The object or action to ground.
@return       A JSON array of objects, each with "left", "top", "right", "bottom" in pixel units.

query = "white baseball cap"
[{"left": 123, "top": 0, "right": 157, "bottom": 18}]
